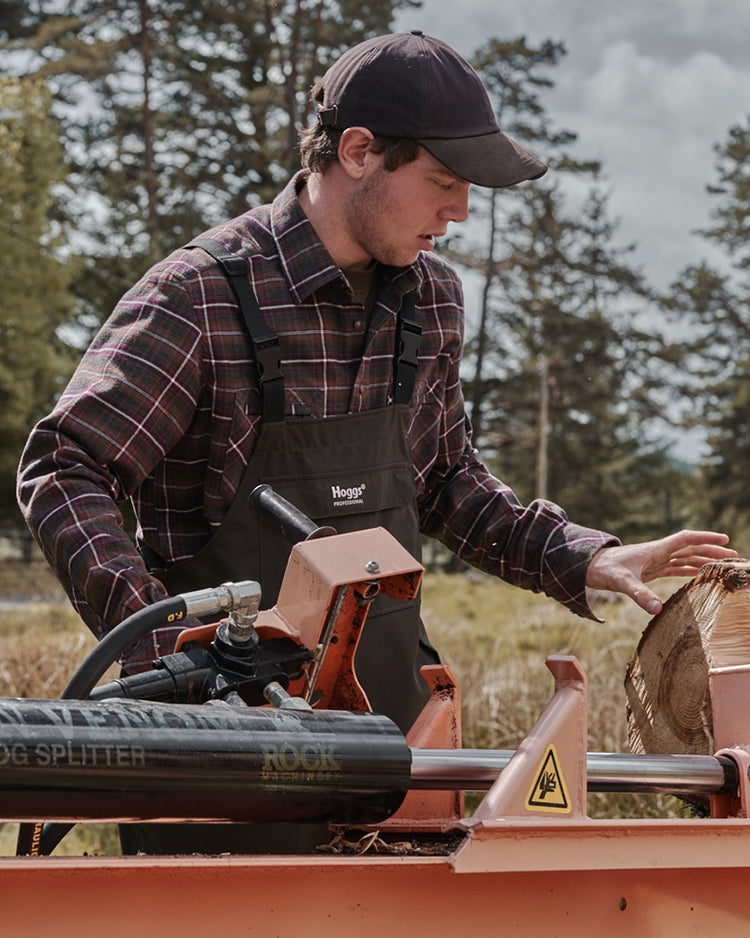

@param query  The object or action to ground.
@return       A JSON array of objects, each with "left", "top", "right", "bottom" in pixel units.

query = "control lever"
[{"left": 248, "top": 483, "right": 337, "bottom": 543}]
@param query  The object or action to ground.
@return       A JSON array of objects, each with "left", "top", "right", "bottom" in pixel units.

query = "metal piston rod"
[{"left": 410, "top": 748, "right": 739, "bottom": 796}]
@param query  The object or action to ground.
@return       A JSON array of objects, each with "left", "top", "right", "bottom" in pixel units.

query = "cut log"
[{"left": 625, "top": 559, "right": 750, "bottom": 758}]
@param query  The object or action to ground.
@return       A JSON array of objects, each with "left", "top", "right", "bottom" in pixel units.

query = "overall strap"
[
  {"left": 393, "top": 290, "right": 422, "bottom": 405},
  {"left": 188, "top": 236, "right": 285, "bottom": 423}
]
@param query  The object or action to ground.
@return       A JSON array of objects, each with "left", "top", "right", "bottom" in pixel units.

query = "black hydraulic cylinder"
[{"left": 0, "top": 698, "right": 410, "bottom": 825}]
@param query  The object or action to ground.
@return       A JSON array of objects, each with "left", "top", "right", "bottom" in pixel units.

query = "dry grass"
[
  {"left": 0, "top": 560, "right": 693, "bottom": 855},
  {"left": 0, "top": 562, "right": 120, "bottom": 855},
  {"left": 420, "top": 570, "right": 692, "bottom": 819}
]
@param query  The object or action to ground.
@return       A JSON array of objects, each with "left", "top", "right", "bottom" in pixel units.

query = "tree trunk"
[
  {"left": 468, "top": 189, "right": 498, "bottom": 442},
  {"left": 536, "top": 354, "right": 549, "bottom": 499},
  {"left": 625, "top": 559, "right": 750, "bottom": 758},
  {"left": 138, "top": 0, "right": 159, "bottom": 265}
]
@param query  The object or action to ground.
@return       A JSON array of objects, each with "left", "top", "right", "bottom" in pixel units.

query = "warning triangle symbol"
[{"left": 526, "top": 744, "right": 570, "bottom": 813}]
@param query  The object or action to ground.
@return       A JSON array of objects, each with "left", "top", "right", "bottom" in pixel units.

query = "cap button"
[{"left": 410, "top": 30, "right": 424, "bottom": 36}]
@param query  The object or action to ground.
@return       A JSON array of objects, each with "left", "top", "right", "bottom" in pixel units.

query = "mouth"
[{"left": 419, "top": 234, "right": 441, "bottom": 250}]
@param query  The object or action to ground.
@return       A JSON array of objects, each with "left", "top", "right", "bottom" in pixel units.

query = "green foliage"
[
  {"left": 0, "top": 75, "right": 76, "bottom": 514},
  {"left": 471, "top": 36, "right": 579, "bottom": 158},
  {"left": 481, "top": 182, "right": 681, "bottom": 538},
  {"left": 664, "top": 116, "right": 750, "bottom": 535},
  {"left": 699, "top": 353, "right": 750, "bottom": 530},
  {"left": 702, "top": 116, "right": 750, "bottom": 264},
  {"left": 449, "top": 37, "right": 678, "bottom": 538},
  {"left": 5, "top": 0, "right": 418, "bottom": 324},
  {"left": 0, "top": 1, "right": 31, "bottom": 42}
]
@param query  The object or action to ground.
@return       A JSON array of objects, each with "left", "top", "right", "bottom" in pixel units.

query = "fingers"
[
  {"left": 610, "top": 566, "right": 663, "bottom": 613},
  {"left": 643, "top": 563, "right": 713, "bottom": 582},
  {"left": 662, "top": 529, "right": 732, "bottom": 548},
  {"left": 642, "top": 596, "right": 663, "bottom": 616},
  {"left": 639, "top": 530, "right": 738, "bottom": 582},
  {"left": 629, "top": 583, "right": 663, "bottom": 616},
  {"left": 665, "top": 546, "right": 736, "bottom": 565},
  {"left": 644, "top": 555, "right": 732, "bottom": 578}
]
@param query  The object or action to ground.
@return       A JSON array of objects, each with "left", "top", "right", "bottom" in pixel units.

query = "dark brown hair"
[{"left": 299, "top": 79, "right": 420, "bottom": 172}]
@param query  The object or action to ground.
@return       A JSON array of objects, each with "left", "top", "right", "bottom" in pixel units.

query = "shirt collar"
[{"left": 270, "top": 171, "right": 422, "bottom": 304}]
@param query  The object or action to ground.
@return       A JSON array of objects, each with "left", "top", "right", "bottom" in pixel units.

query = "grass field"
[{"left": 0, "top": 558, "right": 690, "bottom": 855}]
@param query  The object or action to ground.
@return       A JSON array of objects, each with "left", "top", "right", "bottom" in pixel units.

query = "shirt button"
[{"left": 353, "top": 319, "right": 363, "bottom": 330}]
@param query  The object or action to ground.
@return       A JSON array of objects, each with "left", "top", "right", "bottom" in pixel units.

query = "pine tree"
[
  {"left": 665, "top": 116, "right": 750, "bottom": 534},
  {"left": 3, "top": 0, "right": 418, "bottom": 330},
  {"left": 451, "top": 37, "right": 582, "bottom": 445},
  {"left": 0, "top": 75, "right": 75, "bottom": 515},
  {"left": 474, "top": 179, "right": 676, "bottom": 537},
  {"left": 442, "top": 37, "right": 677, "bottom": 537}
]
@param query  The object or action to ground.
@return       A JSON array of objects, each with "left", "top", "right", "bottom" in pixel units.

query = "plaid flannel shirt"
[{"left": 18, "top": 172, "right": 617, "bottom": 669}]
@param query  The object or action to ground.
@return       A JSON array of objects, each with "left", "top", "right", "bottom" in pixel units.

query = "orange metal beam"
[{"left": 3, "top": 828, "right": 750, "bottom": 938}]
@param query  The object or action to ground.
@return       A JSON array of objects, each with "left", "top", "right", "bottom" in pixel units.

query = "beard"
[{"left": 343, "top": 165, "right": 421, "bottom": 269}]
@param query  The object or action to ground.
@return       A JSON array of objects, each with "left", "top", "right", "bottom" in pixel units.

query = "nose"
[{"left": 440, "top": 184, "right": 470, "bottom": 224}]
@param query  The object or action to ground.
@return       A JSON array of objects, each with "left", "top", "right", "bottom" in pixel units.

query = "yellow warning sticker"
[{"left": 525, "top": 744, "right": 571, "bottom": 813}]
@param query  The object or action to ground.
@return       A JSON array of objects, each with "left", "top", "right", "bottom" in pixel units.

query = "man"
[{"left": 19, "top": 32, "right": 732, "bottom": 743}]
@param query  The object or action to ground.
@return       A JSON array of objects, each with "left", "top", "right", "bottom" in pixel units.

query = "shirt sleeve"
[
  {"left": 16, "top": 269, "right": 204, "bottom": 656},
  {"left": 418, "top": 430, "right": 619, "bottom": 619}
]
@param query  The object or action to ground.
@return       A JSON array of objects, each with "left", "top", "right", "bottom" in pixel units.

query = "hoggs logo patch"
[{"left": 330, "top": 482, "right": 367, "bottom": 507}]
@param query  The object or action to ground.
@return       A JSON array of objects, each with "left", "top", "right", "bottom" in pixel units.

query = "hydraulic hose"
[
  {"left": 62, "top": 581, "right": 261, "bottom": 701},
  {"left": 16, "top": 581, "right": 261, "bottom": 856},
  {"left": 61, "top": 596, "right": 190, "bottom": 701}
]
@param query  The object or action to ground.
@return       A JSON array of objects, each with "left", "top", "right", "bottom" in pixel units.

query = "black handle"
[{"left": 248, "top": 484, "right": 337, "bottom": 544}]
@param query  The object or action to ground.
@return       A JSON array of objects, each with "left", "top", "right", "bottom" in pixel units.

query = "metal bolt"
[{"left": 365, "top": 560, "right": 380, "bottom": 574}]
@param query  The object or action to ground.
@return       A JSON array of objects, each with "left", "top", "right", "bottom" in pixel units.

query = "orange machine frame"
[{"left": 3, "top": 528, "right": 750, "bottom": 935}]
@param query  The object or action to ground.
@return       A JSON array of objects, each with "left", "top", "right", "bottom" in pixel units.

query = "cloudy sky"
[{"left": 395, "top": 0, "right": 750, "bottom": 291}]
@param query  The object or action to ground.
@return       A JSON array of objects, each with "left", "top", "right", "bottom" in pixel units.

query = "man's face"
[{"left": 342, "top": 147, "right": 470, "bottom": 268}]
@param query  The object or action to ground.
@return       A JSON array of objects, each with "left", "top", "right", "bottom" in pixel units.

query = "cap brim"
[{"left": 418, "top": 131, "right": 547, "bottom": 188}]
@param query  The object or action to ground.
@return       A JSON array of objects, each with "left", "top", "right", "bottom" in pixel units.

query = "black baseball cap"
[{"left": 316, "top": 31, "right": 547, "bottom": 189}]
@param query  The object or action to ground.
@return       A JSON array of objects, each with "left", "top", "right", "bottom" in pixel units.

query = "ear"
[{"left": 338, "top": 127, "right": 376, "bottom": 180}]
